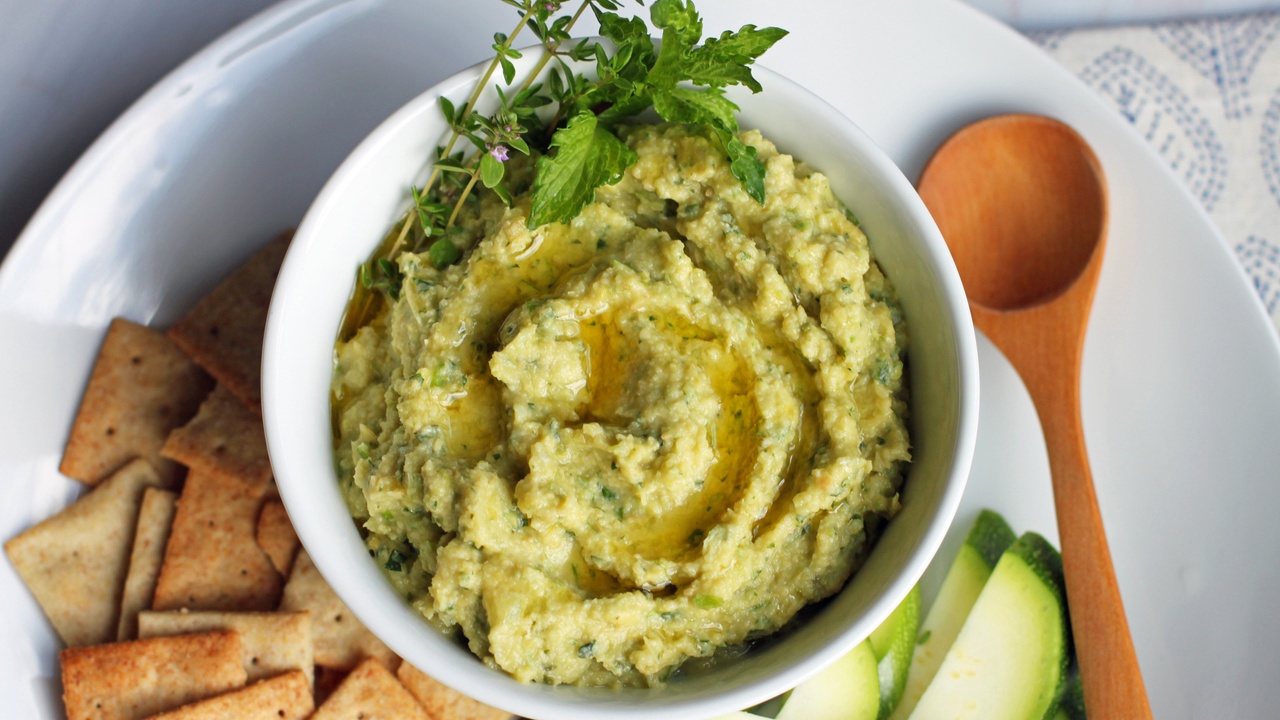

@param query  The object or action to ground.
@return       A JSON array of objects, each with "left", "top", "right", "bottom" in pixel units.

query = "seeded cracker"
[
  {"left": 152, "top": 470, "right": 282, "bottom": 611},
  {"left": 117, "top": 486, "right": 179, "bottom": 641},
  {"left": 138, "top": 609, "right": 313, "bottom": 686},
  {"left": 167, "top": 231, "right": 292, "bottom": 413},
  {"left": 398, "top": 662, "right": 514, "bottom": 720},
  {"left": 143, "top": 669, "right": 312, "bottom": 720},
  {"left": 60, "top": 318, "right": 214, "bottom": 487},
  {"left": 280, "top": 549, "right": 398, "bottom": 671},
  {"left": 310, "top": 657, "right": 430, "bottom": 720},
  {"left": 161, "top": 384, "right": 272, "bottom": 488},
  {"left": 5, "top": 459, "right": 161, "bottom": 647},
  {"left": 60, "top": 630, "right": 247, "bottom": 720},
  {"left": 256, "top": 498, "right": 301, "bottom": 575}
]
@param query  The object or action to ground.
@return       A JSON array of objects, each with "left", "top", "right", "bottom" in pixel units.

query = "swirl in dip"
[{"left": 332, "top": 124, "right": 910, "bottom": 687}]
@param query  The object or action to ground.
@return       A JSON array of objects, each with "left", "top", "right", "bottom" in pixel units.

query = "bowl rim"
[{"left": 263, "top": 45, "right": 979, "bottom": 720}]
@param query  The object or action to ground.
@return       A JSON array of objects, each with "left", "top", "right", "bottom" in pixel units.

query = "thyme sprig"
[{"left": 354, "top": 0, "right": 786, "bottom": 317}]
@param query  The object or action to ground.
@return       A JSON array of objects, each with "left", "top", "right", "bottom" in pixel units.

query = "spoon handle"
[{"left": 1032, "top": 375, "right": 1153, "bottom": 719}]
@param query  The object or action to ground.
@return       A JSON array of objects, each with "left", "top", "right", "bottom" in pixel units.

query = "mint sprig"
[
  {"left": 354, "top": 0, "right": 785, "bottom": 315},
  {"left": 529, "top": 0, "right": 787, "bottom": 223}
]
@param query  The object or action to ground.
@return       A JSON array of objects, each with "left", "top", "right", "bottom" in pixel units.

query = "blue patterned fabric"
[{"left": 1030, "top": 12, "right": 1280, "bottom": 333}]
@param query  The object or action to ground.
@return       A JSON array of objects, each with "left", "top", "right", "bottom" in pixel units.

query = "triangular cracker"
[
  {"left": 60, "top": 318, "right": 214, "bottom": 486},
  {"left": 310, "top": 657, "right": 430, "bottom": 720},
  {"left": 117, "top": 486, "right": 178, "bottom": 641},
  {"left": 398, "top": 662, "right": 513, "bottom": 720},
  {"left": 60, "top": 630, "right": 247, "bottom": 720},
  {"left": 161, "top": 384, "right": 272, "bottom": 488},
  {"left": 138, "top": 609, "right": 313, "bottom": 686},
  {"left": 142, "top": 669, "right": 312, "bottom": 720},
  {"left": 167, "top": 231, "right": 292, "bottom": 413},
  {"left": 152, "top": 470, "right": 282, "bottom": 612},
  {"left": 256, "top": 499, "right": 300, "bottom": 576},
  {"left": 279, "top": 549, "right": 398, "bottom": 671},
  {"left": 5, "top": 458, "right": 162, "bottom": 647}
]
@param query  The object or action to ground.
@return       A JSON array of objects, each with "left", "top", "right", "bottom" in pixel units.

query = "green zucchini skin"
[
  {"left": 908, "top": 531, "right": 1069, "bottom": 720},
  {"left": 890, "top": 510, "right": 1017, "bottom": 720}
]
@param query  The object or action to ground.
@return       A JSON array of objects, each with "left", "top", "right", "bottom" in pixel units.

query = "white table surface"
[{"left": 2, "top": 0, "right": 1280, "bottom": 263}]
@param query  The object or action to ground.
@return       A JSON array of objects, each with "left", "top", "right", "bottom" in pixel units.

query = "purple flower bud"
[{"left": 489, "top": 144, "right": 509, "bottom": 163}]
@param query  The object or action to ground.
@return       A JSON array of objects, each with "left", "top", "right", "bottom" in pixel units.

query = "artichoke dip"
[{"left": 332, "top": 123, "right": 910, "bottom": 687}]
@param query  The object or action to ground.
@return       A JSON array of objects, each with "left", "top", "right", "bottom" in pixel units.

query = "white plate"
[{"left": 2, "top": 0, "right": 1277, "bottom": 717}]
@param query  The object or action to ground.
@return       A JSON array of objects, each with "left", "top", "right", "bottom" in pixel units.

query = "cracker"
[
  {"left": 152, "top": 470, "right": 282, "bottom": 612},
  {"left": 117, "top": 486, "right": 179, "bottom": 641},
  {"left": 143, "top": 670, "right": 312, "bottom": 720},
  {"left": 60, "top": 317, "right": 214, "bottom": 486},
  {"left": 314, "top": 666, "right": 349, "bottom": 706},
  {"left": 256, "top": 499, "right": 300, "bottom": 575},
  {"left": 167, "top": 231, "right": 292, "bottom": 413},
  {"left": 398, "top": 662, "right": 513, "bottom": 720},
  {"left": 60, "top": 630, "right": 247, "bottom": 720},
  {"left": 161, "top": 384, "right": 272, "bottom": 488},
  {"left": 138, "top": 609, "right": 313, "bottom": 686},
  {"left": 310, "top": 657, "right": 430, "bottom": 720},
  {"left": 5, "top": 458, "right": 161, "bottom": 647},
  {"left": 279, "top": 549, "right": 398, "bottom": 671}
]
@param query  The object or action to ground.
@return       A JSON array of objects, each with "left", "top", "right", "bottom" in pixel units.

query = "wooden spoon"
[{"left": 917, "top": 114, "right": 1152, "bottom": 718}]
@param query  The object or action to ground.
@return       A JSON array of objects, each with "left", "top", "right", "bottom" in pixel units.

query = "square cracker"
[
  {"left": 60, "top": 317, "right": 214, "bottom": 486},
  {"left": 117, "top": 486, "right": 179, "bottom": 641},
  {"left": 5, "top": 458, "right": 162, "bottom": 647},
  {"left": 279, "top": 549, "right": 398, "bottom": 671},
  {"left": 143, "top": 669, "right": 312, "bottom": 720},
  {"left": 152, "top": 470, "right": 282, "bottom": 612},
  {"left": 167, "top": 231, "right": 292, "bottom": 413},
  {"left": 161, "top": 384, "right": 272, "bottom": 488},
  {"left": 398, "top": 662, "right": 513, "bottom": 720},
  {"left": 60, "top": 630, "right": 247, "bottom": 720},
  {"left": 256, "top": 498, "right": 300, "bottom": 576},
  {"left": 310, "top": 657, "right": 430, "bottom": 720},
  {"left": 138, "top": 609, "right": 313, "bottom": 686}
]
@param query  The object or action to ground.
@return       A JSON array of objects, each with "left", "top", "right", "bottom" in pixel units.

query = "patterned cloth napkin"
[{"left": 1029, "top": 12, "right": 1280, "bottom": 335}]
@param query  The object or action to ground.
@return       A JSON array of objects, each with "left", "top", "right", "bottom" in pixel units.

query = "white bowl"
[{"left": 263, "top": 47, "right": 979, "bottom": 720}]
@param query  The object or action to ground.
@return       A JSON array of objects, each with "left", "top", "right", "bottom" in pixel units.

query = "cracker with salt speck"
[
  {"left": 152, "top": 470, "right": 282, "bottom": 612},
  {"left": 138, "top": 609, "right": 313, "bottom": 686},
  {"left": 5, "top": 458, "right": 162, "bottom": 647},
  {"left": 60, "top": 318, "right": 214, "bottom": 487},
  {"left": 117, "top": 486, "right": 178, "bottom": 641},
  {"left": 279, "top": 549, "right": 398, "bottom": 671},
  {"left": 256, "top": 499, "right": 300, "bottom": 576},
  {"left": 398, "top": 662, "right": 514, "bottom": 720},
  {"left": 161, "top": 384, "right": 272, "bottom": 488},
  {"left": 144, "top": 668, "right": 313, "bottom": 720},
  {"left": 60, "top": 630, "right": 247, "bottom": 720},
  {"left": 310, "top": 657, "right": 430, "bottom": 720},
  {"left": 143, "top": 669, "right": 313, "bottom": 720},
  {"left": 167, "top": 231, "right": 292, "bottom": 414}
]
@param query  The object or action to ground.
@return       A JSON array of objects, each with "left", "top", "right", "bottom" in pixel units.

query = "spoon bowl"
[
  {"left": 918, "top": 113, "right": 1152, "bottom": 719},
  {"left": 921, "top": 114, "right": 1106, "bottom": 311}
]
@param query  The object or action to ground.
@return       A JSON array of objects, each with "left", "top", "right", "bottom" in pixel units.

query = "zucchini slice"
[
  {"left": 908, "top": 532, "right": 1068, "bottom": 720},
  {"left": 892, "top": 510, "right": 1016, "bottom": 719}
]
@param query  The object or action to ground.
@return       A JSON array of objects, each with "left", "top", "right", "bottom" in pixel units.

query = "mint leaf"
[
  {"left": 651, "top": 0, "right": 702, "bottom": 38},
  {"left": 685, "top": 25, "right": 788, "bottom": 91},
  {"left": 529, "top": 110, "right": 638, "bottom": 228},
  {"left": 711, "top": 126, "right": 767, "bottom": 204},
  {"left": 647, "top": 0, "right": 703, "bottom": 88},
  {"left": 651, "top": 85, "right": 738, "bottom": 128}
]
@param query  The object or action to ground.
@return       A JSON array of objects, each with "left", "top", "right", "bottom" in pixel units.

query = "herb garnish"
[{"left": 350, "top": 0, "right": 785, "bottom": 323}]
